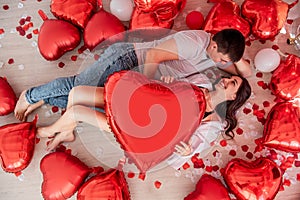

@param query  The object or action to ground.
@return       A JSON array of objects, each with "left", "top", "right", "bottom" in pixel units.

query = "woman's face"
[{"left": 214, "top": 76, "right": 243, "bottom": 100}]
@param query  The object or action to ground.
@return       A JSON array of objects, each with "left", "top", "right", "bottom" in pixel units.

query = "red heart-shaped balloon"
[
  {"left": 129, "top": 7, "right": 174, "bottom": 39},
  {"left": 40, "top": 151, "right": 91, "bottom": 200},
  {"left": 50, "top": 0, "right": 97, "bottom": 29},
  {"left": 241, "top": 0, "right": 295, "bottom": 40},
  {"left": 77, "top": 169, "right": 130, "bottom": 200},
  {"left": 0, "top": 77, "right": 17, "bottom": 116},
  {"left": 84, "top": 9, "right": 125, "bottom": 51},
  {"left": 104, "top": 71, "right": 206, "bottom": 172},
  {"left": 203, "top": 0, "right": 251, "bottom": 38},
  {"left": 133, "top": 0, "right": 186, "bottom": 14},
  {"left": 0, "top": 116, "right": 37, "bottom": 173},
  {"left": 263, "top": 102, "right": 300, "bottom": 153},
  {"left": 270, "top": 54, "right": 300, "bottom": 101},
  {"left": 38, "top": 16, "right": 81, "bottom": 61},
  {"left": 224, "top": 157, "right": 282, "bottom": 200},
  {"left": 184, "top": 174, "right": 230, "bottom": 200}
]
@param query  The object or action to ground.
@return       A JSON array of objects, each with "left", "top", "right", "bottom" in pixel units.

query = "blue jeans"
[{"left": 25, "top": 43, "right": 138, "bottom": 108}]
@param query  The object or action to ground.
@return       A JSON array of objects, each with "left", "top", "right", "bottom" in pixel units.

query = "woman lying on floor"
[{"left": 34, "top": 71, "right": 251, "bottom": 169}]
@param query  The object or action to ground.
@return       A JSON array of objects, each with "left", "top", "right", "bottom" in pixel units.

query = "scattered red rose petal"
[
  {"left": 138, "top": 173, "right": 146, "bottom": 181},
  {"left": 71, "top": 55, "right": 77, "bottom": 61},
  {"left": 205, "top": 166, "right": 213, "bottom": 172},
  {"left": 297, "top": 174, "right": 300, "bottom": 181},
  {"left": 8, "top": 58, "right": 14, "bottom": 64},
  {"left": 246, "top": 152, "right": 253, "bottom": 159},
  {"left": 182, "top": 162, "right": 190, "bottom": 170},
  {"left": 193, "top": 158, "right": 205, "bottom": 168},
  {"left": 35, "top": 137, "right": 41, "bottom": 144},
  {"left": 259, "top": 40, "right": 266, "bottom": 44},
  {"left": 295, "top": 160, "right": 300, "bottom": 167},
  {"left": 154, "top": 181, "right": 162, "bottom": 189},
  {"left": 14, "top": 171, "right": 22, "bottom": 177},
  {"left": 236, "top": 128, "right": 243, "bottom": 135},
  {"left": 3, "top": 5, "right": 9, "bottom": 10},
  {"left": 256, "top": 72, "right": 263, "bottom": 78},
  {"left": 127, "top": 172, "right": 135, "bottom": 178},
  {"left": 26, "top": 33, "right": 32, "bottom": 39},
  {"left": 94, "top": 54, "right": 100, "bottom": 61},
  {"left": 229, "top": 150, "right": 236, "bottom": 157},
  {"left": 77, "top": 46, "right": 87, "bottom": 54},
  {"left": 19, "top": 18, "right": 26, "bottom": 25},
  {"left": 245, "top": 40, "right": 251, "bottom": 46},
  {"left": 263, "top": 101, "right": 270, "bottom": 107},
  {"left": 33, "top": 29, "right": 39, "bottom": 34},
  {"left": 212, "top": 150, "right": 219, "bottom": 157},
  {"left": 58, "top": 62, "right": 65, "bottom": 68},
  {"left": 25, "top": 16, "right": 31, "bottom": 21},
  {"left": 212, "top": 165, "right": 219, "bottom": 171},
  {"left": 241, "top": 145, "right": 249, "bottom": 152},
  {"left": 283, "top": 179, "right": 291, "bottom": 187},
  {"left": 220, "top": 139, "right": 227, "bottom": 147},
  {"left": 243, "top": 107, "right": 251, "bottom": 114},
  {"left": 0, "top": 28, "right": 4, "bottom": 34},
  {"left": 286, "top": 19, "right": 293, "bottom": 24},
  {"left": 51, "top": 106, "right": 59, "bottom": 113},
  {"left": 252, "top": 104, "right": 259, "bottom": 110},
  {"left": 272, "top": 45, "right": 279, "bottom": 50}
]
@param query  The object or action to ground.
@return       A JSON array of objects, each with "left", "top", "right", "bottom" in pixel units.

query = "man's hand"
[{"left": 160, "top": 75, "right": 175, "bottom": 83}]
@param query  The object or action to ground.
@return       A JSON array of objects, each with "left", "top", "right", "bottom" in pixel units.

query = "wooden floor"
[{"left": 0, "top": 0, "right": 299, "bottom": 199}]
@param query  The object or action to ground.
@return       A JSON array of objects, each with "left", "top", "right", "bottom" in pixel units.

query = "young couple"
[{"left": 14, "top": 29, "right": 252, "bottom": 167}]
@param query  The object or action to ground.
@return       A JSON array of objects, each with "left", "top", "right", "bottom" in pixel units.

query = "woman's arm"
[
  {"left": 67, "top": 86, "right": 105, "bottom": 109},
  {"left": 143, "top": 39, "right": 179, "bottom": 79}
]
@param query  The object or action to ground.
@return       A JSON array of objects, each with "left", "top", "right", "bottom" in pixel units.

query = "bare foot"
[
  {"left": 14, "top": 90, "right": 44, "bottom": 121},
  {"left": 46, "top": 130, "right": 76, "bottom": 151}
]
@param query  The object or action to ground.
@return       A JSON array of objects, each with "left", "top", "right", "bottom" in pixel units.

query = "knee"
[{"left": 68, "top": 86, "right": 84, "bottom": 103}]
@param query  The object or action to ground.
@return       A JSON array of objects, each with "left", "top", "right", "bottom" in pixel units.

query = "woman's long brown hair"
[{"left": 214, "top": 76, "right": 252, "bottom": 139}]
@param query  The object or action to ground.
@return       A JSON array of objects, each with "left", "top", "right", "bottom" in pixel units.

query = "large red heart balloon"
[
  {"left": 270, "top": 54, "right": 300, "bottom": 101},
  {"left": 241, "top": 0, "right": 298, "bottom": 40},
  {"left": 0, "top": 77, "right": 16, "bottom": 116},
  {"left": 0, "top": 116, "right": 37, "bottom": 173},
  {"left": 37, "top": 10, "right": 81, "bottom": 61},
  {"left": 104, "top": 71, "right": 206, "bottom": 172},
  {"left": 50, "top": 0, "right": 97, "bottom": 29},
  {"left": 40, "top": 151, "right": 91, "bottom": 200},
  {"left": 77, "top": 169, "right": 130, "bottom": 200},
  {"left": 224, "top": 157, "right": 282, "bottom": 200},
  {"left": 184, "top": 174, "right": 230, "bottom": 200},
  {"left": 84, "top": 9, "right": 125, "bottom": 51},
  {"left": 263, "top": 102, "right": 300, "bottom": 153},
  {"left": 129, "top": 7, "right": 174, "bottom": 39},
  {"left": 203, "top": 0, "right": 251, "bottom": 38}
]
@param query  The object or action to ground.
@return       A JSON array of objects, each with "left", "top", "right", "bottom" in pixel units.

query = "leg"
[
  {"left": 38, "top": 104, "right": 110, "bottom": 151},
  {"left": 67, "top": 86, "right": 105, "bottom": 109}
]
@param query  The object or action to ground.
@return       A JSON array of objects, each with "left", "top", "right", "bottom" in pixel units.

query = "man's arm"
[
  {"left": 221, "top": 58, "right": 252, "bottom": 77},
  {"left": 143, "top": 39, "right": 179, "bottom": 79}
]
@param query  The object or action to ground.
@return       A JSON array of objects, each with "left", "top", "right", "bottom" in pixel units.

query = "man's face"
[{"left": 206, "top": 41, "right": 231, "bottom": 64}]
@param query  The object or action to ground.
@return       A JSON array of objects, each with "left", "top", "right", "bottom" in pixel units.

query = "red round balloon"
[
  {"left": 270, "top": 54, "right": 300, "bottom": 101},
  {"left": 77, "top": 169, "right": 130, "bottom": 200},
  {"left": 84, "top": 9, "right": 125, "bottom": 51},
  {"left": 203, "top": 0, "right": 251, "bottom": 38},
  {"left": 40, "top": 151, "right": 91, "bottom": 200},
  {"left": 104, "top": 71, "right": 206, "bottom": 172},
  {"left": 50, "top": 0, "right": 97, "bottom": 29},
  {"left": 224, "top": 157, "right": 282, "bottom": 200},
  {"left": 184, "top": 174, "right": 230, "bottom": 200},
  {"left": 263, "top": 102, "right": 300, "bottom": 153},
  {"left": 185, "top": 11, "right": 204, "bottom": 30},
  {"left": 0, "top": 77, "right": 16, "bottom": 116},
  {"left": 38, "top": 17, "right": 81, "bottom": 61},
  {"left": 0, "top": 116, "right": 37, "bottom": 173},
  {"left": 241, "top": 0, "right": 298, "bottom": 40}
]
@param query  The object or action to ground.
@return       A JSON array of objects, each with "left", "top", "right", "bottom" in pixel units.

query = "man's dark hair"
[{"left": 212, "top": 29, "right": 245, "bottom": 63}]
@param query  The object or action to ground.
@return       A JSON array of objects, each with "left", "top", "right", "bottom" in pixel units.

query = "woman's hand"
[
  {"left": 175, "top": 141, "right": 193, "bottom": 156},
  {"left": 160, "top": 75, "right": 175, "bottom": 84}
]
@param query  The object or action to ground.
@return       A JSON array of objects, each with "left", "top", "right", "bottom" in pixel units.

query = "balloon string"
[
  {"left": 288, "top": 0, "right": 299, "bottom": 9},
  {"left": 276, "top": 49, "right": 288, "bottom": 58},
  {"left": 38, "top": 10, "right": 48, "bottom": 21}
]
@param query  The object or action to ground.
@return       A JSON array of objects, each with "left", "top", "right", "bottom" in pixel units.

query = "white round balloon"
[
  {"left": 254, "top": 48, "right": 281, "bottom": 72},
  {"left": 110, "top": 0, "right": 134, "bottom": 21}
]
